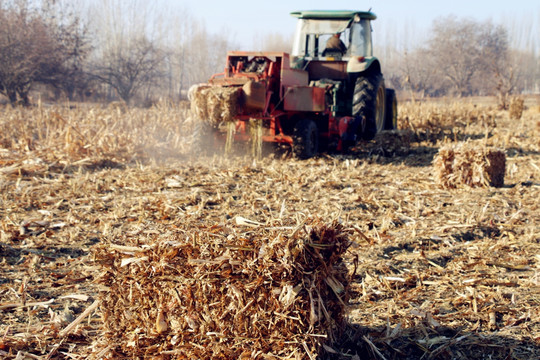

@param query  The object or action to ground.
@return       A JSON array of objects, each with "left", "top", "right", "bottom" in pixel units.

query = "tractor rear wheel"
[
  {"left": 384, "top": 89, "right": 398, "bottom": 130},
  {"left": 352, "top": 73, "right": 385, "bottom": 140},
  {"left": 293, "top": 119, "right": 319, "bottom": 159}
]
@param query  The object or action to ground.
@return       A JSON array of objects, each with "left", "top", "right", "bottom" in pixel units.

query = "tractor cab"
[{"left": 290, "top": 10, "right": 377, "bottom": 75}]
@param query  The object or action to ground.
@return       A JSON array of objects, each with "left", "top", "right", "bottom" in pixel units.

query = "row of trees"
[
  {"left": 377, "top": 15, "right": 539, "bottom": 108},
  {"left": 87, "top": 0, "right": 231, "bottom": 105},
  {"left": 0, "top": 1, "right": 538, "bottom": 106},
  {"left": 0, "top": 0, "right": 232, "bottom": 105},
  {"left": 0, "top": 0, "right": 88, "bottom": 105}
]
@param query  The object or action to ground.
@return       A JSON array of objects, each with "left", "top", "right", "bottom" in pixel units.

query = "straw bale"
[
  {"left": 94, "top": 219, "right": 351, "bottom": 359},
  {"left": 509, "top": 97, "right": 524, "bottom": 120},
  {"left": 433, "top": 142, "right": 506, "bottom": 188},
  {"left": 190, "top": 84, "right": 240, "bottom": 125}
]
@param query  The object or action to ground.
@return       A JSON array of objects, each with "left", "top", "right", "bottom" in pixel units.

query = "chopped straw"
[
  {"left": 189, "top": 84, "right": 240, "bottom": 125},
  {"left": 433, "top": 142, "right": 506, "bottom": 188},
  {"left": 94, "top": 219, "right": 351, "bottom": 359},
  {"left": 509, "top": 97, "right": 524, "bottom": 120}
]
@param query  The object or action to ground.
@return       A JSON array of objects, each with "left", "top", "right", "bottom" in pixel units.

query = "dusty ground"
[{"left": 0, "top": 98, "right": 539, "bottom": 359}]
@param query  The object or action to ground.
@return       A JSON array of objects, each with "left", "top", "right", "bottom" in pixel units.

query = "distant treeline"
[
  {"left": 375, "top": 15, "right": 540, "bottom": 108},
  {"left": 0, "top": 1, "right": 538, "bottom": 108}
]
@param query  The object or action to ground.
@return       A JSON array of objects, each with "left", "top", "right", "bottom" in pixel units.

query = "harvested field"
[{"left": 1, "top": 98, "right": 539, "bottom": 359}]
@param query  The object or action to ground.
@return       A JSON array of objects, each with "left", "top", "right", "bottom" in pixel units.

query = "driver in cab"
[{"left": 325, "top": 32, "right": 347, "bottom": 54}]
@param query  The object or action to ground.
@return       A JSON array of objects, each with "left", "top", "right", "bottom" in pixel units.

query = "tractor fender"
[{"left": 347, "top": 56, "right": 380, "bottom": 74}]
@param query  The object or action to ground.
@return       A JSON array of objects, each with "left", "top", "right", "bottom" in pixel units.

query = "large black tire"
[
  {"left": 352, "top": 73, "right": 386, "bottom": 140},
  {"left": 293, "top": 119, "right": 319, "bottom": 159},
  {"left": 384, "top": 88, "right": 398, "bottom": 130}
]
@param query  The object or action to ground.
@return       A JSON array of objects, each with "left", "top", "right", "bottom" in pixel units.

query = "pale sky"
[{"left": 179, "top": 0, "right": 539, "bottom": 50}]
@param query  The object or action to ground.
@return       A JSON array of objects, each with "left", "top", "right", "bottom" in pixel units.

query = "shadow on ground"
[{"left": 327, "top": 322, "right": 540, "bottom": 359}]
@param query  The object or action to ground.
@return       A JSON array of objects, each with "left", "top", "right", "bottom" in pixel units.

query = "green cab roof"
[{"left": 290, "top": 10, "right": 376, "bottom": 21}]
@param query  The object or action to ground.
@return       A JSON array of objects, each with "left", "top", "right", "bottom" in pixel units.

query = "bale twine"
[
  {"left": 94, "top": 219, "right": 351, "bottom": 359},
  {"left": 433, "top": 142, "right": 506, "bottom": 188}
]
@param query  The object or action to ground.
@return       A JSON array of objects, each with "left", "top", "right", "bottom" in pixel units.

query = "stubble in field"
[{"left": 0, "top": 98, "right": 539, "bottom": 359}]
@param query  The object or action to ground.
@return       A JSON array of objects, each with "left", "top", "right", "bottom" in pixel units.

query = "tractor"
[{"left": 189, "top": 10, "right": 397, "bottom": 158}]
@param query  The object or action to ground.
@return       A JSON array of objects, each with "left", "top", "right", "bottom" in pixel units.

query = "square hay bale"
[
  {"left": 94, "top": 219, "right": 351, "bottom": 359},
  {"left": 433, "top": 143, "right": 506, "bottom": 188},
  {"left": 189, "top": 84, "right": 240, "bottom": 125},
  {"left": 509, "top": 97, "right": 524, "bottom": 120}
]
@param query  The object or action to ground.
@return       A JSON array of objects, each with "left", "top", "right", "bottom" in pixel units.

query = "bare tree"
[
  {"left": 0, "top": 0, "right": 89, "bottom": 105},
  {"left": 504, "top": 11, "right": 540, "bottom": 94},
  {"left": 161, "top": 10, "right": 198, "bottom": 100},
  {"left": 92, "top": 36, "right": 166, "bottom": 104},
  {"left": 38, "top": 1, "right": 91, "bottom": 101},
  {"left": 401, "top": 48, "right": 444, "bottom": 98},
  {"left": 0, "top": 1, "right": 52, "bottom": 104},
  {"left": 87, "top": 0, "right": 177, "bottom": 104},
  {"left": 422, "top": 16, "right": 531, "bottom": 101},
  {"left": 476, "top": 23, "right": 519, "bottom": 108},
  {"left": 428, "top": 16, "right": 483, "bottom": 97},
  {"left": 182, "top": 22, "right": 231, "bottom": 87},
  {"left": 153, "top": 11, "right": 235, "bottom": 101}
]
